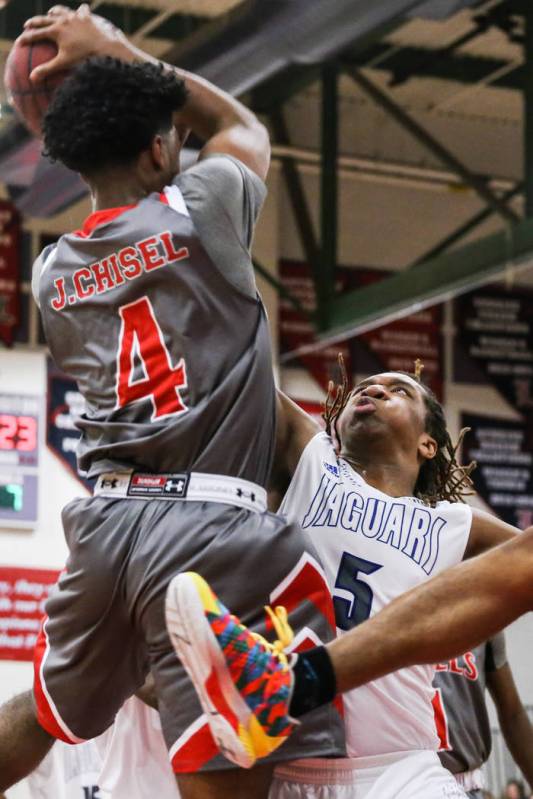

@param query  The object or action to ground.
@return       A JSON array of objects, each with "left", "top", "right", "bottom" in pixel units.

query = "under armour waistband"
[
  {"left": 93, "top": 470, "right": 267, "bottom": 513},
  {"left": 274, "top": 751, "right": 425, "bottom": 785}
]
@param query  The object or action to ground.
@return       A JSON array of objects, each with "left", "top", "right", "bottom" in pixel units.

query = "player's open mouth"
[{"left": 353, "top": 397, "right": 377, "bottom": 414}]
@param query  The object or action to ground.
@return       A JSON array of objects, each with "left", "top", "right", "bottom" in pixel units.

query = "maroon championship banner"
[
  {"left": 351, "top": 269, "right": 443, "bottom": 401},
  {"left": 461, "top": 413, "right": 533, "bottom": 530},
  {"left": 455, "top": 288, "right": 533, "bottom": 413},
  {"left": 280, "top": 261, "right": 443, "bottom": 399},
  {"left": 0, "top": 566, "right": 60, "bottom": 661},
  {"left": 0, "top": 200, "right": 21, "bottom": 346},
  {"left": 280, "top": 260, "right": 352, "bottom": 391}
]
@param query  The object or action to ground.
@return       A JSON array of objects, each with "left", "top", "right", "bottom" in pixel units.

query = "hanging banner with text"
[
  {"left": 0, "top": 566, "right": 60, "bottom": 661},
  {"left": 0, "top": 200, "right": 21, "bottom": 346},
  {"left": 279, "top": 260, "right": 352, "bottom": 391},
  {"left": 350, "top": 268, "right": 443, "bottom": 401},
  {"left": 461, "top": 413, "right": 533, "bottom": 530},
  {"left": 280, "top": 261, "right": 443, "bottom": 398},
  {"left": 455, "top": 289, "right": 533, "bottom": 413},
  {"left": 47, "top": 360, "right": 92, "bottom": 491}
]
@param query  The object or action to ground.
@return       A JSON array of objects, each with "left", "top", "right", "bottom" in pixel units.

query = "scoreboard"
[{"left": 0, "top": 394, "right": 40, "bottom": 528}]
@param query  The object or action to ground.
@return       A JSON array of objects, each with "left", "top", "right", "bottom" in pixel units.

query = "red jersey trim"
[{"left": 73, "top": 193, "right": 169, "bottom": 238}]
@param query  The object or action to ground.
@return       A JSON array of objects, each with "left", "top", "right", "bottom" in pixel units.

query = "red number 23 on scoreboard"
[
  {"left": 115, "top": 297, "right": 188, "bottom": 420},
  {"left": 0, "top": 415, "right": 37, "bottom": 452}
]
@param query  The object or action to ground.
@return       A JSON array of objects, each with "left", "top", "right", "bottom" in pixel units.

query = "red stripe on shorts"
[
  {"left": 170, "top": 718, "right": 219, "bottom": 773},
  {"left": 270, "top": 553, "right": 337, "bottom": 636},
  {"left": 33, "top": 619, "right": 81, "bottom": 744}
]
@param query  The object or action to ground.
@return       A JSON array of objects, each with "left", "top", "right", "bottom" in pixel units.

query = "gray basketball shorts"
[{"left": 33, "top": 495, "right": 345, "bottom": 772}]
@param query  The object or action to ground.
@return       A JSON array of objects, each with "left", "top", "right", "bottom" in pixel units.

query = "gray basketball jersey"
[
  {"left": 433, "top": 633, "right": 507, "bottom": 773},
  {"left": 35, "top": 157, "right": 275, "bottom": 484}
]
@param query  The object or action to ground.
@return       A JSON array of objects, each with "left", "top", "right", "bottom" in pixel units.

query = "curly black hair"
[
  {"left": 323, "top": 356, "right": 476, "bottom": 505},
  {"left": 43, "top": 57, "right": 188, "bottom": 175}
]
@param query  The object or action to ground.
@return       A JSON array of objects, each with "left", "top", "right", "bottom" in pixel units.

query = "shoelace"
[
  {"left": 249, "top": 605, "right": 294, "bottom": 670},
  {"left": 225, "top": 605, "right": 294, "bottom": 669}
]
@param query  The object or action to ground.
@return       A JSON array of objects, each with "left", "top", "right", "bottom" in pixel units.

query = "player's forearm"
[
  {"left": 499, "top": 711, "right": 533, "bottom": 789},
  {"left": 327, "top": 530, "right": 533, "bottom": 694},
  {"left": 103, "top": 36, "right": 268, "bottom": 154}
]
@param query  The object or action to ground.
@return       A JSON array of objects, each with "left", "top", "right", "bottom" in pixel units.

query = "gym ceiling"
[{"left": 0, "top": 0, "right": 530, "bottom": 345}]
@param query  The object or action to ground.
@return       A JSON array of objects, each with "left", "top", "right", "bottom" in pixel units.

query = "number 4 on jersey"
[
  {"left": 116, "top": 297, "right": 188, "bottom": 420},
  {"left": 432, "top": 688, "right": 452, "bottom": 751}
]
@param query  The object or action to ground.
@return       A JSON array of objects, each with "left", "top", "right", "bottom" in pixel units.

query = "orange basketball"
[{"left": 4, "top": 38, "right": 69, "bottom": 137}]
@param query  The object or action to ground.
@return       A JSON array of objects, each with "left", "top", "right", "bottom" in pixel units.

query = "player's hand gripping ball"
[{"left": 4, "top": 4, "right": 124, "bottom": 138}]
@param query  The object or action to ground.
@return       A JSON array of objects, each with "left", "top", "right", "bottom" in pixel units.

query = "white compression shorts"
[{"left": 270, "top": 751, "right": 468, "bottom": 799}]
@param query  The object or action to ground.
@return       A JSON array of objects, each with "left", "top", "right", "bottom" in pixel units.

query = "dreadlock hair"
[
  {"left": 43, "top": 57, "right": 188, "bottom": 176},
  {"left": 322, "top": 355, "right": 476, "bottom": 506}
]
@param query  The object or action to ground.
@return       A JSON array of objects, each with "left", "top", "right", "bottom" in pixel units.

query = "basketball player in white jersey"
[
  {"left": 168, "top": 367, "right": 521, "bottom": 799},
  {"left": 25, "top": 696, "right": 178, "bottom": 799},
  {"left": 267, "top": 370, "right": 520, "bottom": 799},
  {"left": 27, "top": 734, "right": 108, "bottom": 799}
]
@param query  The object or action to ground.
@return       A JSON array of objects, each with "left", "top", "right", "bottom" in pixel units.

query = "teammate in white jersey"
[
  {"left": 27, "top": 735, "right": 108, "bottom": 799},
  {"left": 166, "top": 368, "right": 520, "bottom": 798},
  {"left": 19, "top": 695, "right": 177, "bottom": 799},
  {"left": 96, "top": 697, "right": 177, "bottom": 799}
]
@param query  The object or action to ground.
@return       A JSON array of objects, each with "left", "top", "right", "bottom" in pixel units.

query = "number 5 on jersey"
[
  {"left": 115, "top": 296, "right": 188, "bottom": 420},
  {"left": 333, "top": 552, "right": 383, "bottom": 631}
]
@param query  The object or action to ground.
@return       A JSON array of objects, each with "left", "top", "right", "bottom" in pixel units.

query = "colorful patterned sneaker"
[{"left": 165, "top": 572, "right": 297, "bottom": 768}]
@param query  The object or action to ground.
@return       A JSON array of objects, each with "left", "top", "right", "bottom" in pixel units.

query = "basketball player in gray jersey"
[
  {"left": 434, "top": 635, "right": 533, "bottom": 798},
  {"left": 0, "top": 5, "right": 344, "bottom": 796}
]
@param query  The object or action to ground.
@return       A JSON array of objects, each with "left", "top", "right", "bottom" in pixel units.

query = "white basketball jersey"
[
  {"left": 96, "top": 697, "right": 177, "bottom": 799},
  {"left": 26, "top": 737, "right": 109, "bottom": 799},
  {"left": 280, "top": 433, "right": 472, "bottom": 758},
  {"left": 26, "top": 699, "right": 175, "bottom": 799}
]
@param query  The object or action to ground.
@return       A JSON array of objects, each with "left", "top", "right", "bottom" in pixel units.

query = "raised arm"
[
  {"left": 269, "top": 391, "right": 319, "bottom": 509},
  {"left": 464, "top": 507, "right": 519, "bottom": 558},
  {"left": 19, "top": 5, "right": 270, "bottom": 179}
]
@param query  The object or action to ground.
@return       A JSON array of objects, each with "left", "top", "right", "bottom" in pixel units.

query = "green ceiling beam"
[
  {"left": 410, "top": 183, "right": 523, "bottom": 267},
  {"left": 346, "top": 66, "right": 520, "bottom": 226},
  {"left": 298, "top": 217, "right": 533, "bottom": 350},
  {"left": 318, "top": 62, "right": 339, "bottom": 331},
  {"left": 0, "top": 0, "right": 204, "bottom": 42},
  {"left": 269, "top": 110, "right": 321, "bottom": 276},
  {"left": 344, "top": 45, "right": 523, "bottom": 93}
]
